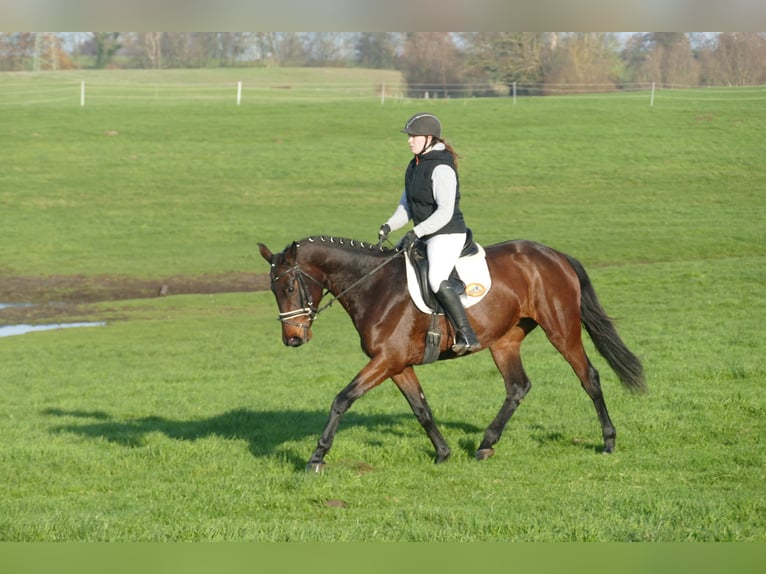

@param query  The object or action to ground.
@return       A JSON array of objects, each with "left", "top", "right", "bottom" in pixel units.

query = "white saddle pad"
[{"left": 404, "top": 245, "right": 492, "bottom": 315}]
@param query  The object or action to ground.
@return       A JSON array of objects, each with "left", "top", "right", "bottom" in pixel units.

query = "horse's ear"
[
  {"left": 258, "top": 243, "right": 274, "bottom": 264},
  {"left": 288, "top": 241, "right": 299, "bottom": 259}
]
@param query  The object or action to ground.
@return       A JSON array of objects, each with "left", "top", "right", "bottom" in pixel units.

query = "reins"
[{"left": 314, "top": 249, "right": 402, "bottom": 316}]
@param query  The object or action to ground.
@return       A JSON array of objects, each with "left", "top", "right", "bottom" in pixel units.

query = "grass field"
[{"left": 0, "top": 70, "right": 764, "bottom": 542}]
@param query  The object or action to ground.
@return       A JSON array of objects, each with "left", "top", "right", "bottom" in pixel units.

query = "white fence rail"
[{"left": 2, "top": 76, "right": 765, "bottom": 108}]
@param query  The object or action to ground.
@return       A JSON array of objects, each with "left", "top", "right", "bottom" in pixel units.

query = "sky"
[{"left": 3, "top": 1, "right": 763, "bottom": 32}]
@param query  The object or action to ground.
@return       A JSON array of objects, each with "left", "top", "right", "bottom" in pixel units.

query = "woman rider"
[{"left": 378, "top": 112, "right": 481, "bottom": 355}]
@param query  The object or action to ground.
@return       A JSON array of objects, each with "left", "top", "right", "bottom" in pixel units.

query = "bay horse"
[{"left": 258, "top": 236, "right": 645, "bottom": 472}]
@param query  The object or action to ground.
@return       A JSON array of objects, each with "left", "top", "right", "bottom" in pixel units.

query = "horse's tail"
[{"left": 565, "top": 255, "right": 647, "bottom": 394}]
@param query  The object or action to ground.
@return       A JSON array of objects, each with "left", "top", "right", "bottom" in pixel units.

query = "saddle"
[
  {"left": 403, "top": 229, "right": 490, "bottom": 364},
  {"left": 408, "top": 228, "right": 480, "bottom": 314}
]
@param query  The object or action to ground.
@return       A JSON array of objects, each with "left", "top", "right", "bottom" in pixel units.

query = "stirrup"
[{"left": 452, "top": 331, "right": 481, "bottom": 355}]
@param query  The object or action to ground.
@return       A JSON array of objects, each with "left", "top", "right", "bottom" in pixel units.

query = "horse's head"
[{"left": 258, "top": 241, "right": 324, "bottom": 347}]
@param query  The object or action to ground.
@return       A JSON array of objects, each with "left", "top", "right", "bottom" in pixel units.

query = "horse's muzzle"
[
  {"left": 283, "top": 327, "right": 312, "bottom": 347},
  {"left": 285, "top": 335, "right": 305, "bottom": 347}
]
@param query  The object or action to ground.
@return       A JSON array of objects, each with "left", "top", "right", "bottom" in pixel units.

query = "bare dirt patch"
[{"left": 0, "top": 272, "right": 271, "bottom": 325}]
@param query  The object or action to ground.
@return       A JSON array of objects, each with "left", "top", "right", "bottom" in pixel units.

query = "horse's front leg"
[{"left": 306, "top": 357, "right": 391, "bottom": 472}]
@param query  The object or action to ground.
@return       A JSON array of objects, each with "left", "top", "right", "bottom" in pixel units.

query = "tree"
[
  {"left": 355, "top": 33, "right": 398, "bottom": 69},
  {"left": 621, "top": 33, "right": 699, "bottom": 87},
  {"left": 655, "top": 33, "right": 699, "bottom": 86},
  {"left": 0, "top": 33, "right": 34, "bottom": 71},
  {"left": 0, "top": 33, "right": 76, "bottom": 71},
  {"left": 142, "top": 32, "right": 162, "bottom": 69},
  {"left": 92, "top": 32, "right": 121, "bottom": 69},
  {"left": 278, "top": 33, "right": 309, "bottom": 66},
  {"left": 401, "top": 32, "right": 464, "bottom": 98},
  {"left": 463, "top": 32, "right": 551, "bottom": 95},
  {"left": 304, "top": 33, "right": 343, "bottom": 66},
  {"left": 216, "top": 32, "right": 250, "bottom": 67},
  {"left": 713, "top": 32, "right": 766, "bottom": 85},
  {"left": 192, "top": 33, "right": 219, "bottom": 67},
  {"left": 544, "top": 33, "right": 621, "bottom": 92}
]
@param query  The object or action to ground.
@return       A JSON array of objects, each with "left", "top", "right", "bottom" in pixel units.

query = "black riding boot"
[{"left": 435, "top": 281, "right": 481, "bottom": 356}]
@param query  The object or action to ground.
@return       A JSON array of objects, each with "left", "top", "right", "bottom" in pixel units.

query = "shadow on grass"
[
  {"left": 42, "top": 407, "right": 482, "bottom": 470},
  {"left": 455, "top": 424, "right": 604, "bottom": 458},
  {"left": 528, "top": 423, "right": 604, "bottom": 454}
]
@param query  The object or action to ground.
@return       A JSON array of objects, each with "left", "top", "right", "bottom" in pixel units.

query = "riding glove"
[
  {"left": 396, "top": 230, "right": 418, "bottom": 252},
  {"left": 378, "top": 224, "right": 390, "bottom": 243}
]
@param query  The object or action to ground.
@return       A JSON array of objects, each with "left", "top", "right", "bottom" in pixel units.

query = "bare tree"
[
  {"left": 621, "top": 33, "right": 699, "bottom": 87},
  {"left": 544, "top": 33, "right": 621, "bottom": 92},
  {"left": 713, "top": 32, "right": 766, "bottom": 85},
  {"left": 252, "top": 32, "right": 278, "bottom": 65},
  {"left": 161, "top": 33, "right": 191, "bottom": 68},
  {"left": 142, "top": 32, "right": 162, "bottom": 69},
  {"left": 216, "top": 32, "right": 250, "bottom": 67},
  {"left": 304, "top": 33, "right": 343, "bottom": 66},
  {"left": 401, "top": 32, "right": 464, "bottom": 98},
  {"left": 658, "top": 33, "right": 700, "bottom": 86},
  {"left": 275, "top": 33, "right": 309, "bottom": 66},
  {"left": 192, "top": 33, "right": 219, "bottom": 67}
]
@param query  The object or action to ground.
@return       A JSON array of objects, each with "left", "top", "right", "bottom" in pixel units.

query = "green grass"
[{"left": 0, "top": 70, "right": 764, "bottom": 541}]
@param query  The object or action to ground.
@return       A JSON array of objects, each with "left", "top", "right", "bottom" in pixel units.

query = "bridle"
[
  {"left": 270, "top": 246, "right": 402, "bottom": 332},
  {"left": 270, "top": 264, "right": 323, "bottom": 330}
]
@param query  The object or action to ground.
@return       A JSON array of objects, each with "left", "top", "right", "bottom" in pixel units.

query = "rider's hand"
[
  {"left": 378, "top": 224, "right": 391, "bottom": 243},
  {"left": 396, "top": 230, "right": 417, "bottom": 252}
]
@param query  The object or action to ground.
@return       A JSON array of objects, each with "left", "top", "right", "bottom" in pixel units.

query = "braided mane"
[{"left": 294, "top": 235, "right": 396, "bottom": 256}]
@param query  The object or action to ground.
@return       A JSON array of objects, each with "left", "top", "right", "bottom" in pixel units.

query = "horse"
[{"left": 258, "top": 235, "right": 645, "bottom": 472}]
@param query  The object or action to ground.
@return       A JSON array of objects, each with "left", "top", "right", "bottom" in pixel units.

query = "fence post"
[
  {"left": 513, "top": 81, "right": 516, "bottom": 104},
  {"left": 381, "top": 81, "right": 385, "bottom": 105},
  {"left": 237, "top": 81, "right": 242, "bottom": 106},
  {"left": 80, "top": 80, "right": 85, "bottom": 107},
  {"left": 650, "top": 81, "right": 655, "bottom": 107}
]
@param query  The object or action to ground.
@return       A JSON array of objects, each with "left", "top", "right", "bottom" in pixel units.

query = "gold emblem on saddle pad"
[{"left": 465, "top": 283, "right": 487, "bottom": 297}]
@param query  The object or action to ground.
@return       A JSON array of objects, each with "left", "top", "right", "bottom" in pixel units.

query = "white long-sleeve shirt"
[{"left": 385, "top": 145, "right": 458, "bottom": 238}]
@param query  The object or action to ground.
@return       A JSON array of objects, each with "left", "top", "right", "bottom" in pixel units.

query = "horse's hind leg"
[
  {"left": 477, "top": 323, "right": 535, "bottom": 460},
  {"left": 392, "top": 367, "right": 451, "bottom": 463},
  {"left": 550, "top": 333, "right": 617, "bottom": 453},
  {"left": 579, "top": 355, "right": 616, "bottom": 453}
]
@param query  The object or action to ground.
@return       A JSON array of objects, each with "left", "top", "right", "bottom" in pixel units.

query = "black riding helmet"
[{"left": 400, "top": 113, "right": 442, "bottom": 139}]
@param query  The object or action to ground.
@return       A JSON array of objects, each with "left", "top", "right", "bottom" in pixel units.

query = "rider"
[{"left": 378, "top": 112, "right": 481, "bottom": 356}]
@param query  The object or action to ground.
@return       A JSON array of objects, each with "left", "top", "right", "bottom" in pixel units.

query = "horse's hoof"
[
  {"left": 306, "top": 461, "right": 326, "bottom": 473},
  {"left": 475, "top": 448, "right": 495, "bottom": 461}
]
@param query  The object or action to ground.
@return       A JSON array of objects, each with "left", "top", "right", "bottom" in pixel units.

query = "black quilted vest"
[{"left": 404, "top": 149, "right": 467, "bottom": 239}]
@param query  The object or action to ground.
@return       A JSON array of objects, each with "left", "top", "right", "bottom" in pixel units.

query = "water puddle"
[
  {"left": 0, "top": 303, "right": 106, "bottom": 338},
  {"left": 0, "top": 322, "right": 106, "bottom": 337}
]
